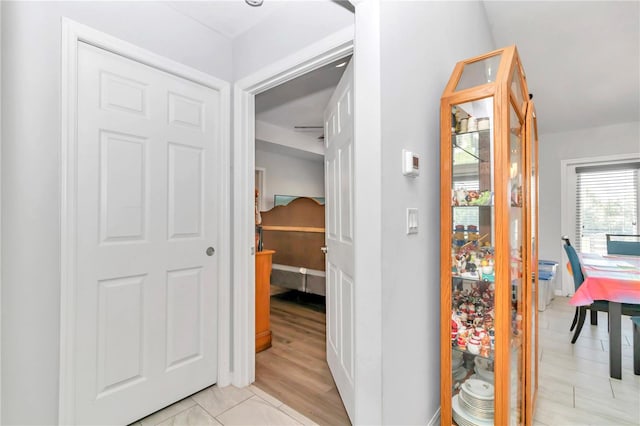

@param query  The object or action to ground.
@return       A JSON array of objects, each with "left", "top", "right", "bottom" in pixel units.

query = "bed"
[{"left": 259, "top": 196, "right": 326, "bottom": 296}]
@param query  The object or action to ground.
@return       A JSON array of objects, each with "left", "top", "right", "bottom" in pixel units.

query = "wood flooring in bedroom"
[{"left": 254, "top": 290, "right": 351, "bottom": 426}]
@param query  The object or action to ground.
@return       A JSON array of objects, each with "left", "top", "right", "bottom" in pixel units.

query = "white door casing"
[
  {"left": 69, "top": 38, "right": 224, "bottom": 424},
  {"left": 324, "top": 60, "right": 355, "bottom": 422}
]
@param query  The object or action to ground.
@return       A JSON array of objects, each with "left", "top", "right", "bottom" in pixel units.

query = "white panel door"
[
  {"left": 75, "top": 42, "right": 221, "bottom": 425},
  {"left": 324, "top": 60, "right": 355, "bottom": 422}
]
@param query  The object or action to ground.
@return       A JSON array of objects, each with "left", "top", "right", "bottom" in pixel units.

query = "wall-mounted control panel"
[{"left": 402, "top": 149, "right": 420, "bottom": 177}]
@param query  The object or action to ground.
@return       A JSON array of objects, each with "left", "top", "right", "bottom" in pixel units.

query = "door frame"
[
  {"left": 232, "top": 25, "right": 353, "bottom": 387},
  {"left": 59, "top": 18, "right": 231, "bottom": 425},
  {"left": 233, "top": 5, "right": 384, "bottom": 422},
  {"left": 0, "top": 3, "right": 3, "bottom": 421}
]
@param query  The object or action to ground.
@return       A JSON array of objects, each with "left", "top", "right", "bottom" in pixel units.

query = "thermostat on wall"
[{"left": 402, "top": 149, "right": 420, "bottom": 177}]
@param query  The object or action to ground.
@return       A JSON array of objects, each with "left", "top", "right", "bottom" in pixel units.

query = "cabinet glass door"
[
  {"left": 509, "top": 101, "right": 525, "bottom": 425},
  {"left": 527, "top": 104, "right": 539, "bottom": 422},
  {"left": 450, "top": 97, "right": 496, "bottom": 424}
]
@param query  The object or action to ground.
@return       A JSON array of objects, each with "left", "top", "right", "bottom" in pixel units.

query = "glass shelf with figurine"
[
  {"left": 451, "top": 189, "right": 493, "bottom": 207},
  {"left": 452, "top": 271, "right": 495, "bottom": 283},
  {"left": 452, "top": 344, "right": 495, "bottom": 362},
  {"left": 451, "top": 278, "right": 496, "bottom": 366},
  {"left": 451, "top": 240, "right": 495, "bottom": 281}
]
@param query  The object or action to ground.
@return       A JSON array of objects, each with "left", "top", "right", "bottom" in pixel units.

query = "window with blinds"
[{"left": 575, "top": 162, "right": 640, "bottom": 254}]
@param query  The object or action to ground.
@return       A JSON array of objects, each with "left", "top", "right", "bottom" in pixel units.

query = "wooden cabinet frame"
[{"left": 440, "top": 46, "right": 539, "bottom": 426}]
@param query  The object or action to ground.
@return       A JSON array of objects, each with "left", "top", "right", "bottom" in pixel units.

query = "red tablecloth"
[{"left": 569, "top": 252, "right": 640, "bottom": 306}]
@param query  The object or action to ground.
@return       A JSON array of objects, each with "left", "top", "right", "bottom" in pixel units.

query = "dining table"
[{"left": 569, "top": 252, "right": 640, "bottom": 379}]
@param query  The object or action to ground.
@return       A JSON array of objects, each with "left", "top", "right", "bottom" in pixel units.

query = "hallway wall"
[{"left": 378, "top": 2, "right": 494, "bottom": 423}]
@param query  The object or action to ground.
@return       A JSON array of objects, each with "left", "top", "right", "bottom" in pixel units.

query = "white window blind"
[{"left": 575, "top": 163, "right": 639, "bottom": 254}]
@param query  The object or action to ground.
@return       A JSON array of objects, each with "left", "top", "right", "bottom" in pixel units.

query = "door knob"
[
  {"left": 321, "top": 246, "right": 328, "bottom": 254},
  {"left": 206, "top": 247, "right": 215, "bottom": 256}
]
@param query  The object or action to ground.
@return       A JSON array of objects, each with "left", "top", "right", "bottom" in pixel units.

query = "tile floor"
[
  {"left": 132, "top": 385, "right": 317, "bottom": 426},
  {"left": 534, "top": 296, "right": 640, "bottom": 425},
  {"left": 134, "top": 296, "right": 640, "bottom": 426}
]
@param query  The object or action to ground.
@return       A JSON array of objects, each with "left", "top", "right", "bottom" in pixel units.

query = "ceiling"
[
  {"left": 165, "top": 1, "right": 639, "bottom": 146},
  {"left": 483, "top": 1, "right": 640, "bottom": 135},
  {"left": 165, "top": 1, "right": 287, "bottom": 39},
  {"left": 255, "top": 56, "right": 350, "bottom": 142}
]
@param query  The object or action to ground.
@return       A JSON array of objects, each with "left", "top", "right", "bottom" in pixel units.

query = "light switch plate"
[{"left": 407, "top": 208, "right": 418, "bottom": 234}]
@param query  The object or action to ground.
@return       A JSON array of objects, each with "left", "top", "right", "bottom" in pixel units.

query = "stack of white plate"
[
  {"left": 452, "top": 379, "right": 494, "bottom": 426},
  {"left": 452, "top": 395, "right": 493, "bottom": 426}
]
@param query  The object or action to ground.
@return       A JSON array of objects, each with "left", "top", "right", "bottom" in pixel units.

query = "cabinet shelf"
[
  {"left": 452, "top": 346, "right": 495, "bottom": 362},
  {"left": 452, "top": 128, "right": 491, "bottom": 138},
  {"left": 452, "top": 273, "right": 495, "bottom": 283}
]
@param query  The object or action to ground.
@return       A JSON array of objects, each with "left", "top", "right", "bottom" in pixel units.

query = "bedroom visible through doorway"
[{"left": 252, "top": 55, "right": 351, "bottom": 425}]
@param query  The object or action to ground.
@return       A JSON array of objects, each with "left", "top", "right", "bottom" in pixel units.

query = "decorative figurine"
[
  {"left": 480, "top": 333, "right": 491, "bottom": 357},
  {"left": 457, "top": 328, "right": 468, "bottom": 350},
  {"left": 453, "top": 189, "right": 469, "bottom": 206},
  {"left": 467, "top": 332, "right": 481, "bottom": 355},
  {"left": 469, "top": 190, "right": 493, "bottom": 206}
]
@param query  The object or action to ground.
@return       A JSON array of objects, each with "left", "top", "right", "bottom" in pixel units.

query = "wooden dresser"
[{"left": 255, "top": 249, "right": 275, "bottom": 352}]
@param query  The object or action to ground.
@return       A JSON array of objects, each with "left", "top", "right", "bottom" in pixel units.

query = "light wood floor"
[
  {"left": 534, "top": 296, "right": 640, "bottom": 425},
  {"left": 254, "top": 290, "right": 351, "bottom": 426}
]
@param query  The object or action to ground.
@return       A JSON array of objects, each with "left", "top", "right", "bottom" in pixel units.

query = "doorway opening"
[
  {"left": 231, "top": 26, "right": 355, "bottom": 422},
  {"left": 252, "top": 55, "right": 352, "bottom": 425}
]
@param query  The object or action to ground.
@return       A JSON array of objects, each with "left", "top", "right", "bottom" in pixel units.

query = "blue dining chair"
[
  {"left": 562, "top": 237, "right": 609, "bottom": 343},
  {"left": 606, "top": 234, "right": 640, "bottom": 256},
  {"left": 563, "top": 236, "right": 640, "bottom": 344}
]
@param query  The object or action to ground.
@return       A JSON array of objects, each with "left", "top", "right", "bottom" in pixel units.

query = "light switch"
[{"left": 407, "top": 208, "right": 418, "bottom": 234}]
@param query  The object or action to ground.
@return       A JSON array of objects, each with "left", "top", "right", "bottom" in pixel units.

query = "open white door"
[
  {"left": 324, "top": 60, "right": 355, "bottom": 422},
  {"left": 74, "top": 42, "right": 221, "bottom": 424}
]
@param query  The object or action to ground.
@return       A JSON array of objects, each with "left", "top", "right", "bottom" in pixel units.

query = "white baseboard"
[{"left": 427, "top": 406, "right": 441, "bottom": 426}]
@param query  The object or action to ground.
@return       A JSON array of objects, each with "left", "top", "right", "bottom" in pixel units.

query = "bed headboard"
[{"left": 259, "top": 197, "right": 325, "bottom": 271}]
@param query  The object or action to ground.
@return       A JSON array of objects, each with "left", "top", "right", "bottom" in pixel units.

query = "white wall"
[
  {"left": 378, "top": 2, "right": 494, "bottom": 423},
  {"left": 255, "top": 143, "right": 324, "bottom": 211},
  {"left": 1, "top": 2, "right": 232, "bottom": 424},
  {"left": 538, "top": 120, "right": 640, "bottom": 293},
  {"left": 256, "top": 120, "right": 324, "bottom": 157},
  {"left": 232, "top": 1, "right": 353, "bottom": 80},
  {"left": 0, "top": 2, "right": 3, "bottom": 422}
]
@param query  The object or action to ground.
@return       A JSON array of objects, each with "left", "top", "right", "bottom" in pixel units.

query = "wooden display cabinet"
[{"left": 440, "top": 46, "right": 539, "bottom": 425}]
